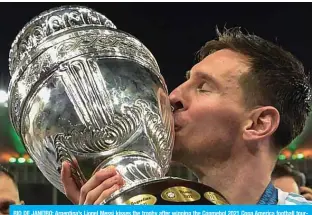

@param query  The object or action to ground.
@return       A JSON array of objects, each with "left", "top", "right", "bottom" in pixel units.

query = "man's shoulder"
[{"left": 278, "top": 189, "right": 312, "bottom": 205}]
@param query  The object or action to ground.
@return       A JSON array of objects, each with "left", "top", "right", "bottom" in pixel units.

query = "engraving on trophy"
[
  {"left": 9, "top": 6, "right": 116, "bottom": 75},
  {"left": 54, "top": 136, "right": 86, "bottom": 188},
  {"left": 161, "top": 186, "right": 201, "bottom": 202},
  {"left": 9, "top": 29, "right": 161, "bottom": 134},
  {"left": 124, "top": 194, "right": 157, "bottom": 205},
  {"left": 60, "top": 58, "right": 115, "bottom": 129},
  {"left": 203, "top": 192, "right": 228, "bottom": 205},
  {"left": 55, "top": 57, "right": 168, "bottom": 152}
]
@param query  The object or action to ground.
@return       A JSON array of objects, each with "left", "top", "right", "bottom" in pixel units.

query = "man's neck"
[{"left": 192, "top": 153, "right": 275, "bottom": 204}]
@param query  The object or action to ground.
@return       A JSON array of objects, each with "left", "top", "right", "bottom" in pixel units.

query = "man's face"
[
  {"left": 169, "top": 49, "right": 250, "bottom": 165},
  {"left": 0, "top": 173, "right": 21, "bottom": 215},
  {"left": 272, "top": 176, "right": 300, "bottom": 194}
]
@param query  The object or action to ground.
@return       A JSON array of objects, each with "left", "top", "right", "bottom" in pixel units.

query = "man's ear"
[{"left": 242, "top": 106, "right": 280, "bottom": 142}]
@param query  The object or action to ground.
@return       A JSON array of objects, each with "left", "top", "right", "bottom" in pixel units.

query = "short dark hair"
[
  {"left": 198, "top": 27, "right": 311, "bottom": 150},
  {"left": 0, "top": 164, "right": 16, "bottom": 184},
  {"left": 272, "top": 162, "right": 306, "bottom": 187}
]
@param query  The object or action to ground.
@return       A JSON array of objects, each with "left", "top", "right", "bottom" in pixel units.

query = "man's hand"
[
  {"left": 61, "top": 162, "right": 124, "bottom": 204},
  {"left": 300, "top": 186, "right": 312, "bottom": 201}
]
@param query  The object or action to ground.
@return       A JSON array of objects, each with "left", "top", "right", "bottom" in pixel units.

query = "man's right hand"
[{"left": 61, "top": 162, "right": 124, "bottom": 204}]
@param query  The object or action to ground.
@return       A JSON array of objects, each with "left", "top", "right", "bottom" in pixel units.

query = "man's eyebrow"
[{"left": 186, "top": 70, "right": 217, "bottom": 83}]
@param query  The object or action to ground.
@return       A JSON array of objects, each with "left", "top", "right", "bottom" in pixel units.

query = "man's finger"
[
  {"left": 79, "top": 167, "right": 118, "bottom": 205},
  {"left": 93, "top": 184, "right": 122, "bottom": 205},
  {"left": 61, "top": 161, "right": 80, "bottom": 204},
  {"left": 84, "top": 174, "right": 124, "bottom": 205}
]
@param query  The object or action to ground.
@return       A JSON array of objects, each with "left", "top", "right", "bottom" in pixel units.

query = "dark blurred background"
[{"left": 1, "top": 2, "right": 312, "bottom": 204}]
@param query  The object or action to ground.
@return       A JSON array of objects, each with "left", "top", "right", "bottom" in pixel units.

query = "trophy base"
[{"left": 104, "top": 177, "right": 229, "bottom": 205}]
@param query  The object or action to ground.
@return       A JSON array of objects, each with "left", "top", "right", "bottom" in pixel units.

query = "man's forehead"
[{"left": 190, "top": 49, "right": 250, "bottom": 78}]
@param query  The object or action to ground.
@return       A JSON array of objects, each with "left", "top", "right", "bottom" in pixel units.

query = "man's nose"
[{"left": 169, "top": 87, "right": 185, "bottom": 112}]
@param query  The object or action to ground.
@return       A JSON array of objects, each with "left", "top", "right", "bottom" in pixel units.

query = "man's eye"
[{"left": 197, "top": 82, "right": 210, "bottom": 92}]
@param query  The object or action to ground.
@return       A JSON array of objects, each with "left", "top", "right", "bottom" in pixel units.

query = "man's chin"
[
  {"left": 171, "top": 145, "right": 185, "bottom": 162},
  {"left": 171, "top": 150, "right": 192, "bottom": 170}
]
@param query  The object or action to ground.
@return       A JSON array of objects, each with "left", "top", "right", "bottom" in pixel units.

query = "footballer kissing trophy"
[{"left": 7, "top": 5, "right": 228, "bottom": 205}]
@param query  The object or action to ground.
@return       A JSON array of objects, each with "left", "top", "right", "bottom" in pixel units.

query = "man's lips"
[
  {"left": 173, "top": 114, "right": 183, "bottom": 132},
  {"left": 173, "top": 119, "right": 183, "bottom": 131}
]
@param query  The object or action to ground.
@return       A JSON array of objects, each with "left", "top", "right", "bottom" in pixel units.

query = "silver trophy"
[{"left": 8, "top": 6, "right": 228, "bottom": 205}]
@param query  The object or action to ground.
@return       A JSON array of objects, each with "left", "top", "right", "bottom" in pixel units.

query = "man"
[
  {"left": 61, "top": 27, "right": 312, "bottom": 204},
  {"left": 0, "top": 165, "right": 24, "bottom": 215},
  {"left": 272, "top": 162, "right": 312, "bottom": 200}
]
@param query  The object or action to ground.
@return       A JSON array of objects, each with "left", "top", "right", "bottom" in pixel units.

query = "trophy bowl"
[{"left": 8, "top": 5, "right": 228, "bottom": 205}]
